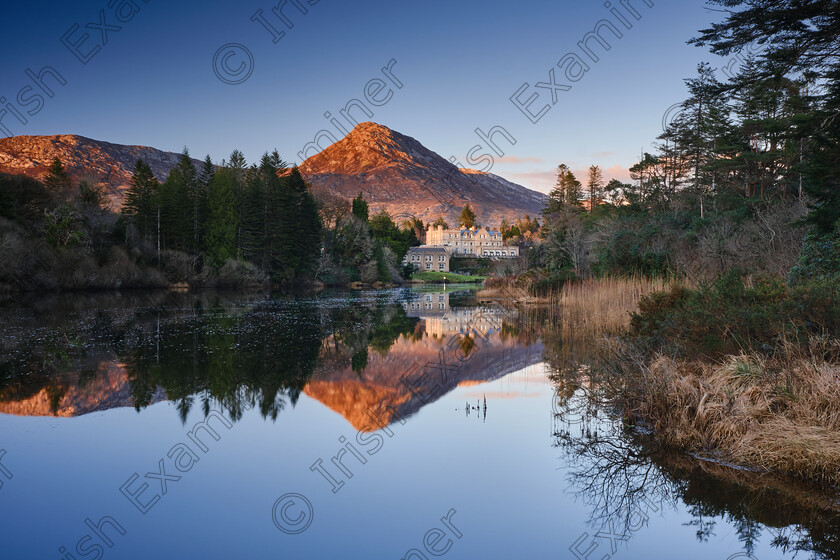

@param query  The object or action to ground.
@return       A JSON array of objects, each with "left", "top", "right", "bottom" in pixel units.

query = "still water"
[{"left": 0, "top": 287, "right": 837, "bottom": 559}]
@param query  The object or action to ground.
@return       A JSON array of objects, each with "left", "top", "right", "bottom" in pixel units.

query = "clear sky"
[{"left": 0, "top": 0, "right": 735, "bottom": 193}]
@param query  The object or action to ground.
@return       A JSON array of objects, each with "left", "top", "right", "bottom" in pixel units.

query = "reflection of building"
[
  {"left": 425, "top": 225, "right": 520, "bottom": 258},
  {"left": 404, "top": 246, "right": 450, "bottom": 271},
  {"left": 403, "top": 291, "right": 450, "bottom": 315},
  {"left": 424, "top": 307, "right": 507, "bottom": 339},
  {"left": 403, "top": 291, "right": 510, "bottom": 338}
]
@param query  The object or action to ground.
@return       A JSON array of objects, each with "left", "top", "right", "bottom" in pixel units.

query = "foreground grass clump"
[{"left": 613, "top": 338, "right": 840, "bottom": 486}]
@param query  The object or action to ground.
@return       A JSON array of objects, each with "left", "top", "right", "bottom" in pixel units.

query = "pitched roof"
[{"left": 407, "top": 246, "right": 448, "bottom": 254}]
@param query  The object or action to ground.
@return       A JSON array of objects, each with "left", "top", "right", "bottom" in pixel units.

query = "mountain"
[
  {"left": 300, "top": 122, "right": 546, "bottom": 225},
  {"left": 0, "top": 134, "right": 201, "bottom": 207},
  {"left": 0, "top": 125, "right": 547, "bottom": 225}
]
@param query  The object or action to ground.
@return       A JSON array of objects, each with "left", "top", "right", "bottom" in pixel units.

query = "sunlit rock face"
[
  {"left": 300, "top": 122, "right": 547, "bottom": 225},
  {"left": 0, "top": 134, "right": 202, "bottom": 208}
]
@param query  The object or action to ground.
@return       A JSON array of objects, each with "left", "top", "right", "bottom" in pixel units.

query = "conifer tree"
[
  {"left": 352, "top": 192, "right": 369, "bottom": 222},
  {"left": 457, "top": 204, "right": 477, "bottom": 228},
  {"left": 45, "top": 157, "right": 70, "bottom": 191},
  {"left": 123, "top": 159, "right": 160, "bottom": 242},
  {"left": 204, "top": 167, "right": 238, "bottom": 268}
]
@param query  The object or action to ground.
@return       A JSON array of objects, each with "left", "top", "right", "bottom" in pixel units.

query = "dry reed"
[{"left": 616, "top": 336, "right": 840, "bottom": 486}]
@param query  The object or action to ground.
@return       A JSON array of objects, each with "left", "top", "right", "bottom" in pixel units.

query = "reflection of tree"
[
  {"left": 124, "top": 303, "right": 323, "bottom": 422},
  {"left": 317, "top": 299, "right": 419, "bottom": 374},
  {"left": 553, "top": 380, "right": 840, "bottom": 559},
  {"left": 554, "top": 410, "right": 672, "bottom": 531},
  {"left": 0, "top": 291, "right": 422, "bottom": 421}
]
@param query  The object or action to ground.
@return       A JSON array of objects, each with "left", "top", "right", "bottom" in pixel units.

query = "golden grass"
[
  {"left": 549, "top": 276, "right": 673, "bottom": 337},
  {"left": 619, "top": 336, "right": 840, "bottom": 486}
]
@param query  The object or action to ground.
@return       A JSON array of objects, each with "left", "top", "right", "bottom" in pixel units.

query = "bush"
[
  {"left": 789, "top": 225, "right": 840, "bottom": 282},
  {"left": 216, "top": 259, "right": 269, "bottom": 289},
  {"left": 630, "top": 271, "right": 840, "bottom": 356}
]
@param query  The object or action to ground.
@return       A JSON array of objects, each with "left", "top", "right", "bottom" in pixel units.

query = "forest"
[{"left": 0, "top": 151, "right": 423, "bottom": 292}]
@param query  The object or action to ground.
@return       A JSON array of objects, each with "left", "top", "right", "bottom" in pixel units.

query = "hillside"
[
  {"left": 0, "top": 134, "right": 201, "bottom": 207},
  {"left": 300, "top": 122, "right": 546, "bottom": 224}
]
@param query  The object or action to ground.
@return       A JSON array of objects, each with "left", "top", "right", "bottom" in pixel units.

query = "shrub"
[
  {"left": 630, "top": 271, "right": 840, "bottom": 356},
  {"left": 789, "top": 225, "right": 840, "bottom": 282}
]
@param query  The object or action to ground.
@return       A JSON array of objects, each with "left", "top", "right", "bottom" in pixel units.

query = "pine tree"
[
  {"left": 547, "top": 164, "right": 582, "bottom": 210},
  {"left": 204, "top": 167, "right": 238, "bottom": 268},
  {"left": 457, "top": 204, "right": 477, "bottom": 228},
  {"left": 586, "top": 165, "right": 604, "bottom": 210},
  {"left": 352, "top": 192, "right": 369, "bottom": 222},
  {"left": 123, "top": 159, "right": 160, "bottom": 242},
  {"left": 283, "top": 167, "right": 322, "bottom": 280},
  {"left": 44, "top": 157, "right": 70, "bottom": 191},
  {"left": 158, "top": 157, "right": 192, "bottom": 251}
]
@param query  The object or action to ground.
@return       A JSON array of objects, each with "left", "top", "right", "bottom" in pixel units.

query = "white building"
[{"left": 425, "top": 225, "right": 520, "bottom": 258}]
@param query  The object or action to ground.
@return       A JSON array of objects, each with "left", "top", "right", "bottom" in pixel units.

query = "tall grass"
[
  {"left": 546, "top": 275, "right": 674, "bottom": 338},
  {"left": 606, "top": 336, "right": 840, "bottom": 486}
]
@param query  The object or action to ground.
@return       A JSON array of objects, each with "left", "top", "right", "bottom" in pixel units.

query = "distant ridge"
[
  {"left": 0, "top": 134, "right": 201, "bottom": 207},
  {"left": 0, "top": 125, "right": 547, "bottom": 224}
]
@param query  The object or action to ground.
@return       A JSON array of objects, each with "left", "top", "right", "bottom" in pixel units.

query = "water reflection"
[
  {"left": 0, "top": 288, "right": 542, "bottom": 429},
  {"left": 552, "top": 375, "right": 840, "bottom": 560},
  {"left": 2, "top": 289, "right": 838, "bottom": 558}
]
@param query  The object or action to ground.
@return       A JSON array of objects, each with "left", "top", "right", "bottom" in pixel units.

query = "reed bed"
[
  {"left": 547, "top": 275, "right": 673, "bottom": 337},
  {"left": 609, "top": 336, "right": 840, "bottom": 487}
]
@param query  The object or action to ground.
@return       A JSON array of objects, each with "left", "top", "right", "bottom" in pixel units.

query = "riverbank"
[
  {"left": 611, "top": 342, "right": 840, "bottom": 487},
  {"left": 588, "top": 274, "right": 840, "bottom": 488},
  {"left": 408, "top": 271, "right": 486, "bottom": 284}
]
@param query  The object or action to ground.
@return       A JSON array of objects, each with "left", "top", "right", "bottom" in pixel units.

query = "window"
[
  {"left": 426, "top": 263, "right": 432, "bottom": 270},
  {"left": 438, "top": 294, "right": 444, "bottom": 301},
  {"left": 439, "top": 264, "right": 445, "bottom": 270}
]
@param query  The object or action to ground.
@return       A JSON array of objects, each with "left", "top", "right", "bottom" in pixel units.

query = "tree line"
[
  {"left": 535, "top": 1, "right": 840, "bottom": 283},
  {"left": 123, "top": 150, "right": 321, "bottom": 282}
]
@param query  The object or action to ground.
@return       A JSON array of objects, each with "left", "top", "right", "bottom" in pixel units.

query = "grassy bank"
[
  {"left": 590, "top": 273, "right": 840, "bottom": 487},
  {"left": 611, "top": 341, "right": 840, "bottom": 487},
  {"left": 409, "top": 271, "right": 486, "bottom": 283}
]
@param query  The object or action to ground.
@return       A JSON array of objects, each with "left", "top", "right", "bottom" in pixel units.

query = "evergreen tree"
[
  {"left": 280, "top": 166, "right": 322, "bottom": 280},
  {"left": 586, "top": 165, "right": 604, "bottom": 210},
  {"left": 45, "top": 157, "right": 70, "bottom": 191},
  {"left": 546, "top": 164, "right": 582, "bottom": 211},
  {"left": 204, "top": 167, "right": 238, "bottom": 268},
  {"left": 123, "top": 159, "right": 160, "bottom": 242},
  {"left": 227, "top": 149, "right": 248, "bottom": 255},
  {"left": 352, "top": 192, "right": 369, "bottom": 222},
  {"left": 158, "top": 155, "right": 193, "bottom": 251},
  {"left": 457, "top": 204, "right": 477, "bottom": 228}
]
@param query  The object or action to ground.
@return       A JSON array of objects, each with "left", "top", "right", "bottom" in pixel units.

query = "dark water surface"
[{"left": 0, "top": 287, "right": 837, "bottom": 559}]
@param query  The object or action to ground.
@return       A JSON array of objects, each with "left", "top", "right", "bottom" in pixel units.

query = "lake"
[{"left": 0, "top": 287, "right": 837, "bottom": 559}]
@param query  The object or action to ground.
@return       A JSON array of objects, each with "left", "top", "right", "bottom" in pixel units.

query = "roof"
[{"left": 407, "top": 246, "right": 449, "bottom": 254}]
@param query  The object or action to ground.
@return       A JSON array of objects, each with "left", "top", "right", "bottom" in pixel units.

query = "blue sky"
[{"left": 0, "top": 0, "right": 736, "bottom": 193}]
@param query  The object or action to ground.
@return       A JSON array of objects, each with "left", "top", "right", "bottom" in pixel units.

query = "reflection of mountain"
[
  {"left": 0, "top": 291, "right": 539, "bottom": 424},
  {"left": 0, "top": 363, "right": 165, "bottom": 417},
  {"left": 306, "top": 297, "right": 542, "bottom": 430}
]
